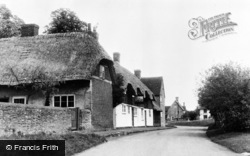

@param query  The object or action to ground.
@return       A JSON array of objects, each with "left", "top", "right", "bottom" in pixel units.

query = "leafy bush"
[
  {"left": 182, "top": 111, "right": 198, "bottom": 120},
  {"left": 198, "top": 62, "right": 250, "bottom": 131},
  {"left": 168, "top": 119, "right": 214, "bottom": 127},
  {"left": 44, "top": 8, "right": 87, "bottom": 34},
  {"left": 0, "top": 4, "right": 25, "bottom": 38}
]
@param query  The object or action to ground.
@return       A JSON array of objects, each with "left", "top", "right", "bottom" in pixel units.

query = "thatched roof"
[
  {"left": 152, "top": 101, "right": 162, "bottom": 111},
  {"left": 0, "top": 32, "right": 112, "bottom": 85},
  {"left": 114, "top": 62, "right": 155, "bottom": 100},
  {"left": 141, "top": 77, "right": 163, "bottom": 96}
]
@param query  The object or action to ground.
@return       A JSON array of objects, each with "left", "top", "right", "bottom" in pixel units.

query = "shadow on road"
[{"left": 176, "top": 126, "right": 208, "bottom": 138}]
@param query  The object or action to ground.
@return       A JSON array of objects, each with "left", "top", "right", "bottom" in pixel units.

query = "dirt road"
[{"left": 75, "top": 126, "right": 240, "bottom": 156}]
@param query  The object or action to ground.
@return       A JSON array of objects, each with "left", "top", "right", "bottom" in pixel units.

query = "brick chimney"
[
  {"left": 176, "top": 97, "right": 179, "bottom": 102},
  {"left": 134, "top": 70, "right": 141, "bottom": 79},
  {"left": 113, "top": 52, "right": 120, "bottom": 63},
  {"left": 21, "top": 24, "right": 39, "bottom": 37}
]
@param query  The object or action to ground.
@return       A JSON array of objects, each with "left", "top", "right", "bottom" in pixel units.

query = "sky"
[{"left": 2, "top": 0, "right": 250, "bottom": 110}]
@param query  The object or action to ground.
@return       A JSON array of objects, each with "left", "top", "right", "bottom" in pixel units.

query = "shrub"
[
  {"left": 182, "top": 111, "right": 198, "bottom": 120},
  {"left": 198, "top": 62, "right": 250, "bottom": 131}
]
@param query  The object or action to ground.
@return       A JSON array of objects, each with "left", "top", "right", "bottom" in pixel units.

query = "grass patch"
[
  {"left": 168, "top": 119, "right": 214, "bottom": 127},
  {"left": 0, "top": 132, "right": 107, "bottom": 156},
  {"left": 208, "top": 130, "right": 250, "bottom": 153}
]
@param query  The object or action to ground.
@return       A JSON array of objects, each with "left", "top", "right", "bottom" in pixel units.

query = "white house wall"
[
  {"left": 114, "top": 103, "right": 154, "bottom": 128},
  {"left": 199, "top": 109, "right": 211, "bottom": 120},
  {"left": 145, "top": 109, "right": 153, "bottom": 126},
  {"left": 133, "top": 107, "right": 145, "bottom": 127},
  {"left": 114, "top": 104, "right": 132, "bottom": 128}
]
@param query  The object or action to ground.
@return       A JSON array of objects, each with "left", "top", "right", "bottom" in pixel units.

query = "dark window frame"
[
  {"left": 12, "top": 96, "right": 26, "bottom": 104},
  {"left": 53, "top": 95, "right": 75, "bottom": 108}
]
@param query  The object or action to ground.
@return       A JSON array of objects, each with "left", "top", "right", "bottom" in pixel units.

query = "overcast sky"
[{"left": 2, "top": 0, "right": 250, "bottom": 110}]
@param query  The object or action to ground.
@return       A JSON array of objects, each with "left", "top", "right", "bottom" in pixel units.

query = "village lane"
[{"left": 75, "top": 126, "right": 241, "bottom": 156}]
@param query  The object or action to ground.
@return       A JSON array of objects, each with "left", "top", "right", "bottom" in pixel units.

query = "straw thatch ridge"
[
  {"left": 114, "top": 62, "right": 155, "bottom": 99},
  {"left": 0, "top": 32, "right": 112, "bottom": 85}
]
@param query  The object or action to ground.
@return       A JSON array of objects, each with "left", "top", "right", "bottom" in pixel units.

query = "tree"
[
  {"left": 198, "top": 62, "right": 250, "bottom": 131},
  {"left": 113, "top": 73, "right": 125, "bottom": 107},
  {"left": 182, "top": 111, "right": 198, "bottom": 120},
  {"left": 44, "top": 8, "right": 87, "bottom": 34},
  {"left": 0, "top": 4, "right": 25, "bottom": 38}
]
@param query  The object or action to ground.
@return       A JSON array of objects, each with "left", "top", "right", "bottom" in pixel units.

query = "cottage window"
[
  {"left": 122, "top": 104, "right": 126, "bottom": 113},
  {"left": 149, "top": 110, "right": 151, "bottom": 117},
  {"left": 12, "top": 96, "right": 26, "bottom": 104},
  {"left": 99, "top": 65, "right": 105, "bottom": 79},
  {"left": 128, "top": 106, "right": 130, "bottom": 114},
  {"left": 135, "top": 96, "right": 143, "bottom": 103},
  {"left": 204, "top": 115, "right": 207, "bottom": 119},
  {"left": 53, "top": 95, "right": 75, "bottom": 108}
]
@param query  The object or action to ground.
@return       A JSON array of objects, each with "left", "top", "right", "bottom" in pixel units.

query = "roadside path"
[{"left": 75, "top": 126, "right": 241, "bottom": 156}]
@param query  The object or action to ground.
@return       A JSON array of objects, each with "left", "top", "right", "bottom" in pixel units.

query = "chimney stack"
[
  {"left": 134, "top": 70, "right": 141, "bottom": 79},
  {"left": 176, "top": 97, "right": 179, "bottom": 102},
  {"left": 113, "top": 52, "right": 120, "bottom": 63},
  {"left": 21, "top": 24, "right": 39, "bottom": 37}
]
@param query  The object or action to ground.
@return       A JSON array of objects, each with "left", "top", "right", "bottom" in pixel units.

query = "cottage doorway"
[
  {"left": 71, "top": 107, "right": 80, "bottom": 130},
  {"left": 131, "top": 107, "right": 134, "bottom": 127}
]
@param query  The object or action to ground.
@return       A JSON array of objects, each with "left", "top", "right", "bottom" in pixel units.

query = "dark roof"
[
  {"left": 0, "top": 32, "right": 112, "bottom": 85},
  {"left": 114, "top": 62, "right": 155, "bottom": 100},
  {"left": 141, "top": 77, "right": 163, "bottom": 96}
]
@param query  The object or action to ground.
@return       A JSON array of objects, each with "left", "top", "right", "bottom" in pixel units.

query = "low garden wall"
[{"left": 0, "top": 102, "right": 90, "bottom": 136}]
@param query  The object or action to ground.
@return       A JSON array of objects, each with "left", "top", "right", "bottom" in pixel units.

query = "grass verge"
[
  {"left": 168, "top": 119, "right": 214, "bottom": 127},
  {"left": 0, "top": 132, "right": 107, "bottom": 156},
  {"left": 207, "top": 127, "right": 250, "bottom": 153}
]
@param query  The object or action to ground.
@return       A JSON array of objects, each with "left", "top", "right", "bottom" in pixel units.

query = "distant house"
[
  {"left": 198, "top": 106, "right": 211, "bottom": 120},
  {"left": 167, "top": 97, "right": 186, "bottom": 121},
  {"left": 0, "top": 24, "right": 116, "bottom": 134},
  {"left": 165, "top": 106, "right": 170, "bottom": 120},
  {"left": 141, "top": 77, "right": 166, "bottom": 127},
  {"left": 112, "top": 53, "right": 163, "bottom": 128}
]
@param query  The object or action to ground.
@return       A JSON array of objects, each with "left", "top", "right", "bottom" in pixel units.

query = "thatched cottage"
[
  {"left": 141, "top": 77, "right": 166, "bottom": 127},
  {"left": 0, "top": 24, "right": 115, "bottom": 134},
  {"left": 112, "top": 53, "right": 164, "bottom": 128}
]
